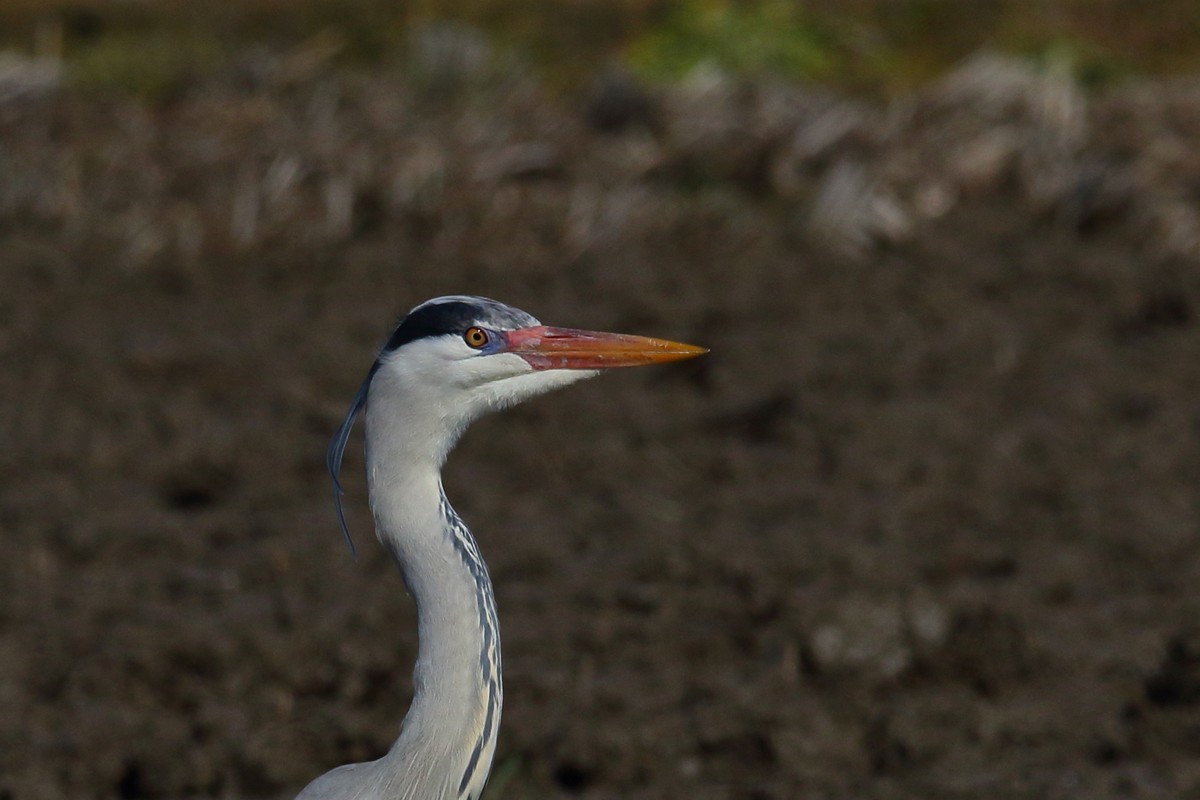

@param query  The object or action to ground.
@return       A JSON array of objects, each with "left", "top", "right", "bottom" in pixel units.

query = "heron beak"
[{"left": 503, "top": 326, "right": 708, "bottom": 371}]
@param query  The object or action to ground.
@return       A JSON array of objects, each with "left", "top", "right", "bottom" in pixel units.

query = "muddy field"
[{"left": 2, "top": 44, "right": 1200, "bottom": 799}]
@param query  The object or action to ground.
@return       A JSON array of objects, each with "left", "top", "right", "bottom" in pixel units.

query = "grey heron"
[{"left": 296, "top": 295, "right": 706, "bottom": 800}]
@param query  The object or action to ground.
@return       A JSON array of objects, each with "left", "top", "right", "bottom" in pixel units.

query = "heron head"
[{"left": 327, "top": 295, "right": 706, "bottom": 555}]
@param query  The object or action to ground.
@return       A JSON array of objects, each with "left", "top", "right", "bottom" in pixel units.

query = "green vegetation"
[
  {"left": 1, "top": 0, "right": 1198, "bottom": 97},
  {"left": 626, "top": 1, "right": 833, "bottom": 81}
]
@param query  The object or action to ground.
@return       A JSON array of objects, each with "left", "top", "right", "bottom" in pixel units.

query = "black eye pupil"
[{"left": 466, "top": 327, "right": 487, "bottom": 347}]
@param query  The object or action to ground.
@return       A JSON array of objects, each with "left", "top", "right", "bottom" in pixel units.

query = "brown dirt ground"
[{"left": 2, "top": 50, "right": 1200, "bottom": 799}]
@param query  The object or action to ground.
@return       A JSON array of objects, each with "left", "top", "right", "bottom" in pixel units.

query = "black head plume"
[{"left": 326, "top": 365, "right": 376, "bottom": 559}]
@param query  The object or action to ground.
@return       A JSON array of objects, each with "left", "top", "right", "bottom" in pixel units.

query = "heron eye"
[{"left": 463, "top": 326, "right": 489, "bottom": 349}]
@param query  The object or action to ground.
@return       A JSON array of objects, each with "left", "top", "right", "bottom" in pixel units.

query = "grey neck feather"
[
  {"left": 366, "top": 394, "right": 502, "bottom": 800},
  {"left": 297, "top": 376, "right": 501, "bottom": 800}
]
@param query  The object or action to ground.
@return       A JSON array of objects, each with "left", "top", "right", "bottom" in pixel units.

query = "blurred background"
[{"left": 2, "top": 1, "right": 1200, "bottom": 798}]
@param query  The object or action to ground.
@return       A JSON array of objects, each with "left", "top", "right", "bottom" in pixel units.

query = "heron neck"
[{"left": 364, "top": 410, "right": 501, "bottom": 799}]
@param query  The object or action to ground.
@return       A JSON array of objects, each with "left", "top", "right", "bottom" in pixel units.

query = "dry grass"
[{"left": 1, "top": 0, "right": 1199, "bottom": 94}]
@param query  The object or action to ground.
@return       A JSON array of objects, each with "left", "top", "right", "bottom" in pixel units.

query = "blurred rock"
[
  {"left": 0, "top": 52, "right": 61, "bottom": 105},
  {"left": 806, "top": 593, "right": 950, "bottom": 681},
  {"left": 807, "top": 160, "right": 911, "bottom": 255},
  {"left": 946, "top": 127, "right": 1021, "bottom": 192},
  {"left": 809, "top": 597, "right": 910, "bottom": 679}
]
